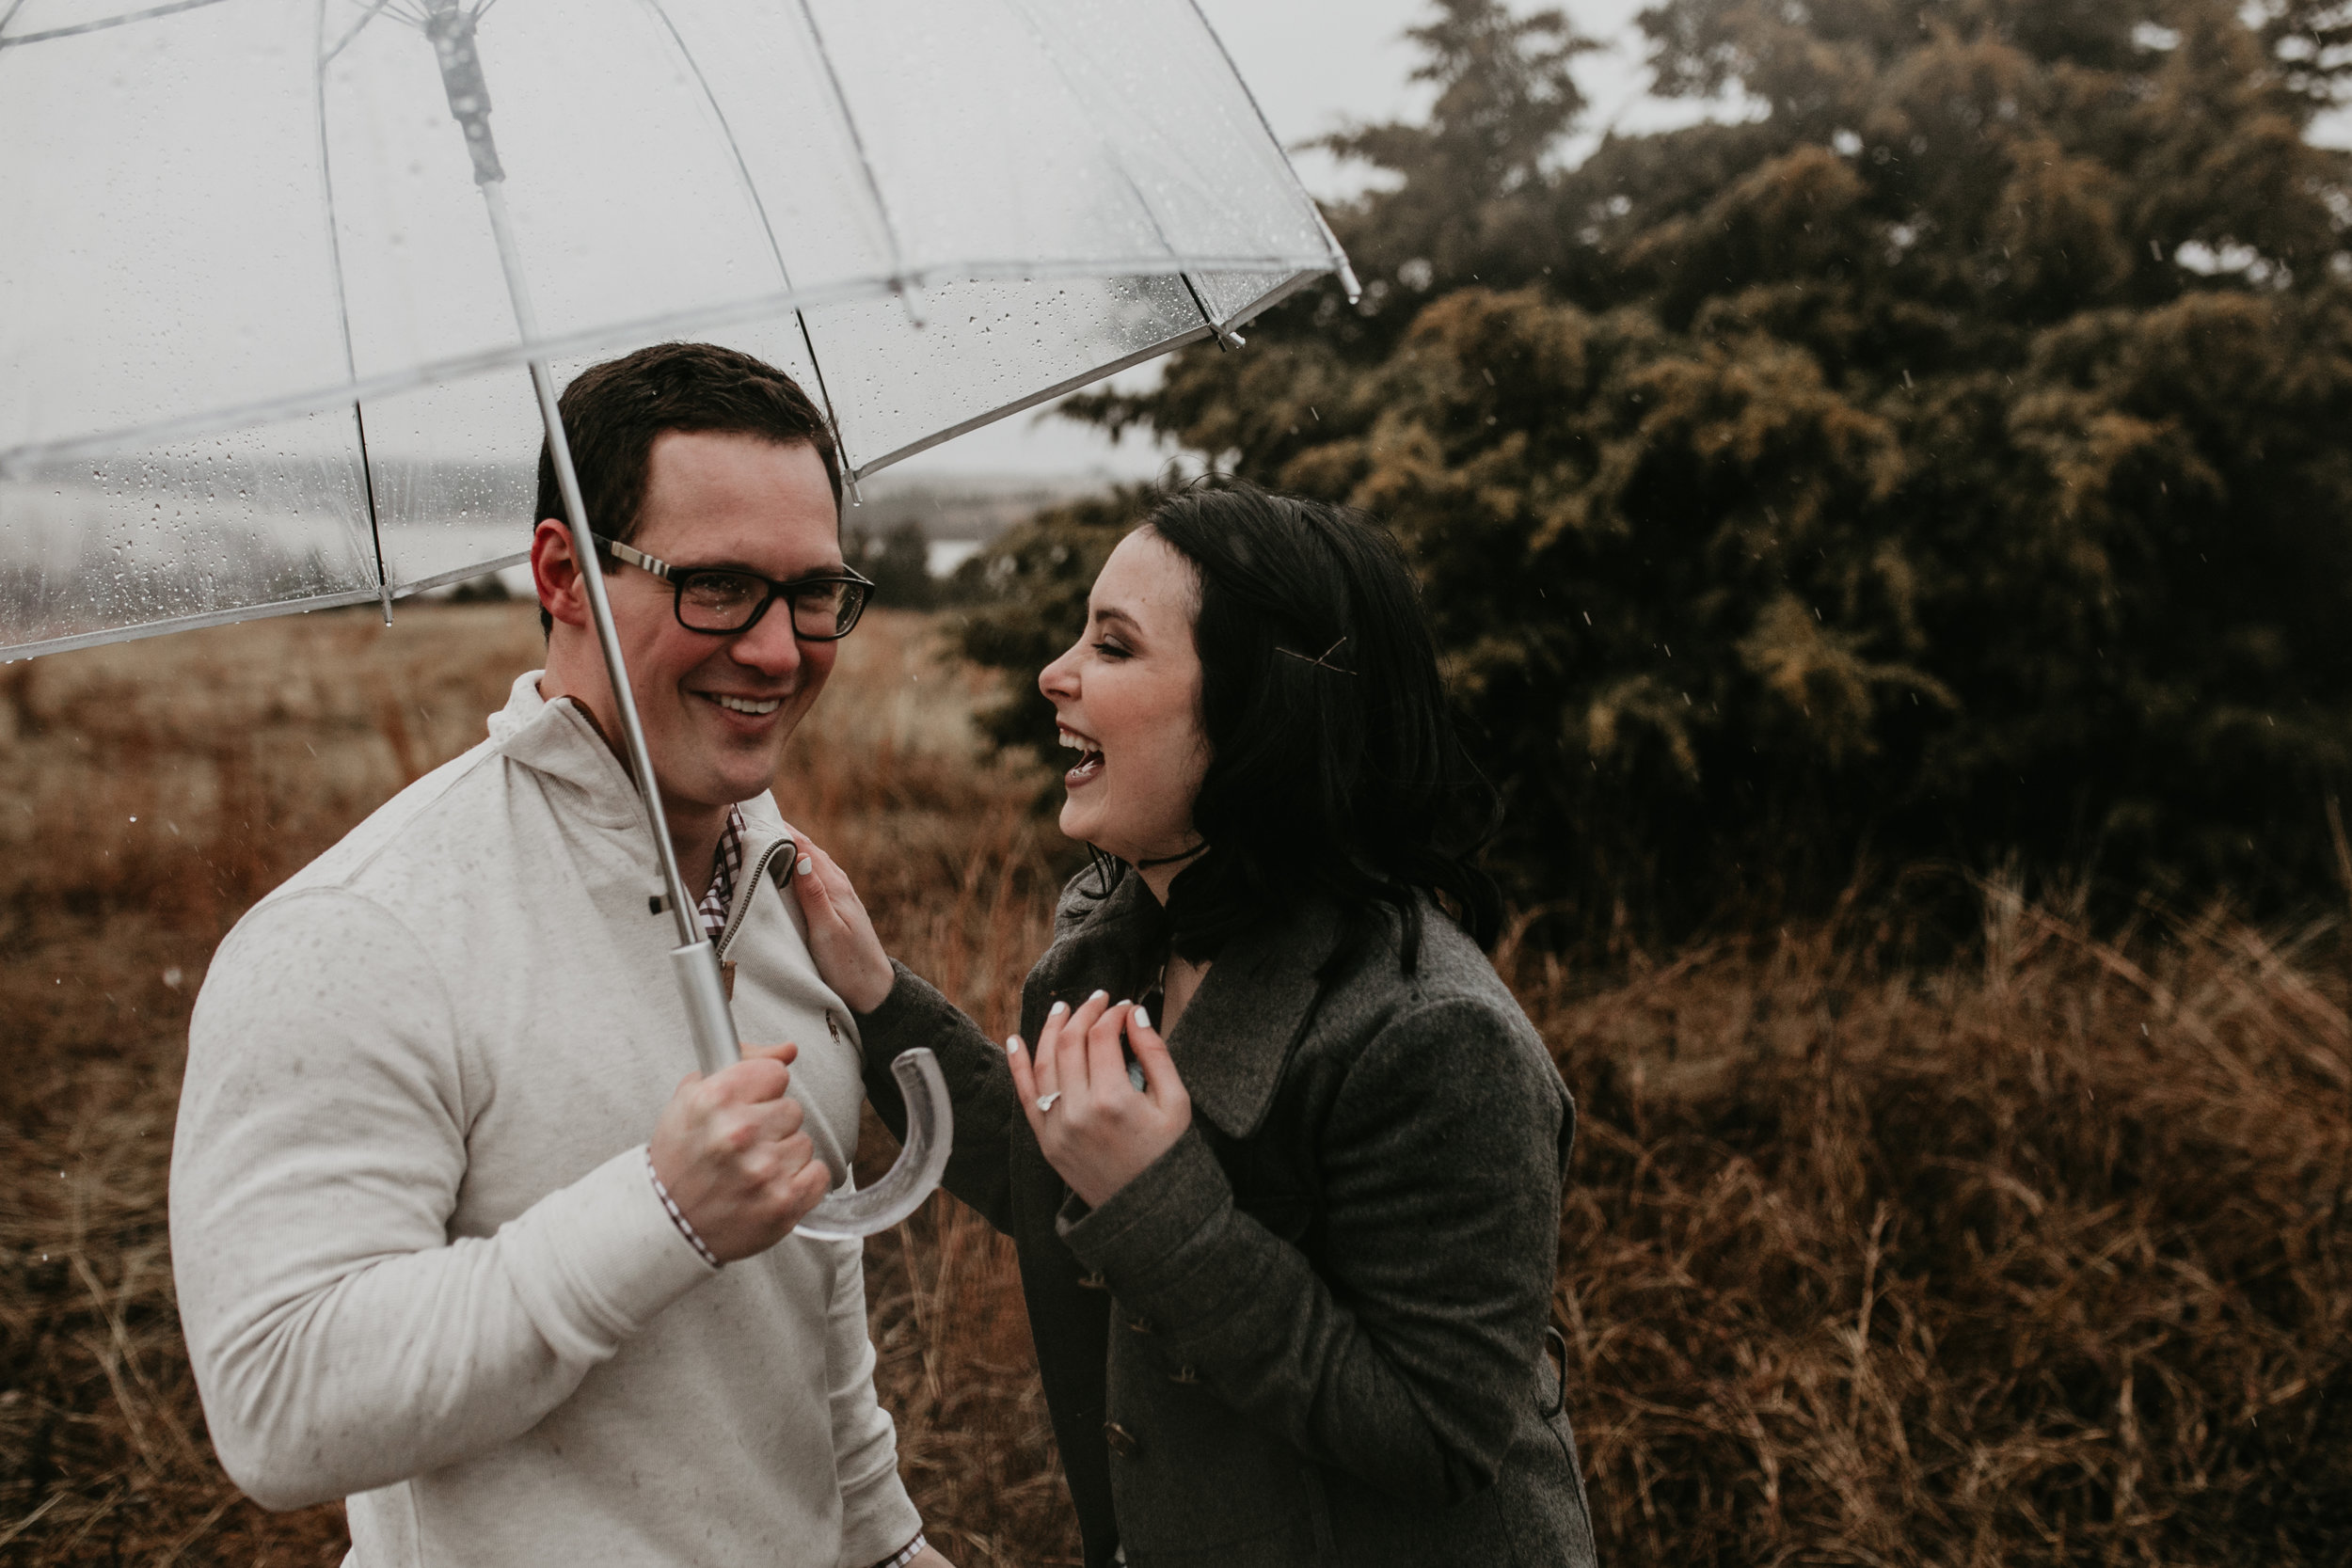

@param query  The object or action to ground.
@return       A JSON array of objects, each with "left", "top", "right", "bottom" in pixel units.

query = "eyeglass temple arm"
[{"left": 596, "top": 535, "right": 670, "bottom": 579}]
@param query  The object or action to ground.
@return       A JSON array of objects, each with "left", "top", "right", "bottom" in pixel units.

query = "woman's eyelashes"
[{"left": 1089, "top": 636, "right": 1134, "bottom": 659}]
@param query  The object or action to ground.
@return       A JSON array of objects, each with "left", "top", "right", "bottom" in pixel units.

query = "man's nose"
[{"left": 729, "top": 601, "right": 805, "bottom": 675}]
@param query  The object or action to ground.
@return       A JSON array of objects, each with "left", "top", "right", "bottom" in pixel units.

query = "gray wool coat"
[{"left": 856, "top": 868, "right": 1598, "bottom": 1568}]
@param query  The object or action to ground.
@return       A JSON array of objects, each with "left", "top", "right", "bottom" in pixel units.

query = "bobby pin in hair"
[{"left": 1276, "top": 636, "right": 1356, "bottom": 675}]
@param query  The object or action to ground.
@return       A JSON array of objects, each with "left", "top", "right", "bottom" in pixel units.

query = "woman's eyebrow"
[{"left": 1091, "top": 605, "right": 1144, "bottom": 637}]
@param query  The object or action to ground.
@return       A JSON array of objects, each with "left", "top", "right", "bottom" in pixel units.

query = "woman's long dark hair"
[{"left": 1098, "top": 478, "right": 1502, "bottom": 972}]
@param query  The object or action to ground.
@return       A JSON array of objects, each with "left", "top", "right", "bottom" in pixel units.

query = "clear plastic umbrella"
[{"left": 0, "top": 0, "right": 1355, "bottom": 1236}]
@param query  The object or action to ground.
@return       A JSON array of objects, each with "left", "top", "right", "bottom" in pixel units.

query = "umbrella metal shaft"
[{"left": 480, "top": 179, "right": 741, "bottom": 1077}]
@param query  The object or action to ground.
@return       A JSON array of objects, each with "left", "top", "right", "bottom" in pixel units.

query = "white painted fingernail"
[
  {"left": 1049, "top": 1000, "right": 1069, "bottom": 1018},
  {"left": 1089, "top": 990, "right": 1108, "bottom": 1002},
  {"left": 797, "top": 856, "right": 814, "bottom": 877},
  {"left": 1133, "top": 1006, "right": 1152, "bottom": 1031},
  {"left": 1006, "top": 1035, "right": 1023, "bottom": 1053}
]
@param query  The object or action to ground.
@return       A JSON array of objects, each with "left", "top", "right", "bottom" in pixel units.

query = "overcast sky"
[{"left": 888, "top": 0, "right": 1709, "bottom": 483}]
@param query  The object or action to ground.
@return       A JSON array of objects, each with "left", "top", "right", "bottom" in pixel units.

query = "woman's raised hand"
[
  {"left": 1007, "top": 991, "right": 1192, "bottom": 1209},
  {"left": 781, "top": 827, "right": 896, "bottom": 1015}
]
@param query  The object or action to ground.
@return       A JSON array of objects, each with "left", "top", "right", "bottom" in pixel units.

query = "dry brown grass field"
[{"left": 3, "top": 601, "right": 2346, "bottom": 1566}]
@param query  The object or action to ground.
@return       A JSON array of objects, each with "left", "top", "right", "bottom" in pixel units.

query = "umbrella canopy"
[
  {"left": 0, "top": 0, "right": 1353, "bottom": 1237},
  {"left": 0, "top": 0, "right": 1356, "bottom": 657}
]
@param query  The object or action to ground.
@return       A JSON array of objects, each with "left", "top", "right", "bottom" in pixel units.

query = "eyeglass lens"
[{"left": 677, "top": 571, "right": 866, "bottom": 637}]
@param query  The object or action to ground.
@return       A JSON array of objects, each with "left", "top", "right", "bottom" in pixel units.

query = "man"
[{"left": 171, "top": 343, "right": 949, "bottom": 1568}]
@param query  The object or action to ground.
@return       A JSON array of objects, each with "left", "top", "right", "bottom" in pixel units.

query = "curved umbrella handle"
[{"left": 792, "top": 1049, "right": 953, "bottom": 1240}]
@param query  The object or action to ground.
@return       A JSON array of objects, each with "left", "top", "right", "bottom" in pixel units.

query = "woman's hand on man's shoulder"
[{"left": 779, "top": 827, "right": 897, "bottom": 1016}]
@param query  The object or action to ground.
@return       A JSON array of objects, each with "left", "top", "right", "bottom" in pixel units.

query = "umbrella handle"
[
  {"left": 794, "top": 1049, "right": 953, "bottom": 1241},
  {"left": 668, "top": 940, "right": 952, "bottom": 1239}
]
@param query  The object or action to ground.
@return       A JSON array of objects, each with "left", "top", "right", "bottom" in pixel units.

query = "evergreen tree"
[
  {"left": 848, "top": 520, "right": 937, "bottom": 612},
  {"left": 984, "top": 0, "right": 2352, "bottom": 929}
]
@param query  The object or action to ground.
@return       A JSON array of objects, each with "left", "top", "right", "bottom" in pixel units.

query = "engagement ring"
[{"left": 1035, "top": 1092, "right": 1061, "bottom": 1113}]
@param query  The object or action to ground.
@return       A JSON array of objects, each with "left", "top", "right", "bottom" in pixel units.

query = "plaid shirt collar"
[{"left": 698, "top": 804, "right": 748, "bottom": 944}]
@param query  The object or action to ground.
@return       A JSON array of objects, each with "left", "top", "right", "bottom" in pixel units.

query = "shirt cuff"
[
  {"left": 644, "top": 1148, "right": 721, "bottom": 1268},
  {"left": 835, "top": 1486, "right": 925, "bottom": 1568}
]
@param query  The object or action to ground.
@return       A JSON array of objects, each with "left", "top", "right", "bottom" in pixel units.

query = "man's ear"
[{"left": 531, "top": 517, "right": 592, "bottom": 630}]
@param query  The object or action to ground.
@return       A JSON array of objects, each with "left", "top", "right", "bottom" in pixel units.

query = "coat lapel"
[
  {"left": 1021, "top": 870, "right": 1163, "bottom": 1023},
  {"left": 1168, "top": 899, "right": 1343, "bottom": 1141}
]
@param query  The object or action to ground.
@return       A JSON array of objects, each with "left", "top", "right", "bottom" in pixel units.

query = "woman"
[{"left": 788, "top": 481, "right": 1596, "bottom": 1568}]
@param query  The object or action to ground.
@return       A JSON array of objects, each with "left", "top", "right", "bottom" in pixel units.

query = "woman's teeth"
[
  {"left": 711, "top": 693, "right": 782, "bottom": 715},
  {"left": 1057, "top": 726, "right": 1104, "bottom": 777}
]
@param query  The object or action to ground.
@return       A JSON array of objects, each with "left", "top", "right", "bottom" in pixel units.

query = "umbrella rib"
[
  {"left": 0, "top": 587, "right": 392, "bottom": 662},
  {"left": 993, "top": 0, "right": 1241, "bottom": 350},
  {"left": 353, "top": 401, "right": 393, "bottom": 622},
  {"left": 389, "top": 548, "right": 527, "bottom": 598},
  {"left": 846, "top": 263, "right": 1327, "bottom": 483},
  {"left": 1, "top": 254, "right": 1334, "bottom": 476},
  {"left": 320, "top": 0, "right": 407, "bottom": 70},
  {"left": 632, "top": 0, "right": 855, "bottom": 480},
  {"left": 315, "top": 0, "right": 395, "bottom": 621},
  {"left": 1176, "top": 0, "right": 1359, "bottom": 302},
  {"left": 789, "top": 0, "right": 921, "bottom": 318},
  {"left": 1178, "top": 273, "right": 1233, "bottom": 353},
  {"left": 0, "top": 0, "right": 232, "bottom": 49}
]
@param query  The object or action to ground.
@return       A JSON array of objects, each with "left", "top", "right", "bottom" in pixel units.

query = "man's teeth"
[{"left": 711, "top": 694, "right": 782, "bottom": 715}]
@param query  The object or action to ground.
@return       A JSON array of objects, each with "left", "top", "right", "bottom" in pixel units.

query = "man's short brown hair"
[{"left": 534, "top": 342, "right": 841, "bottom": 631}]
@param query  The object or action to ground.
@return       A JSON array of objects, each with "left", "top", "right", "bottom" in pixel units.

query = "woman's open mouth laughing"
[{"left": 1057, "top": 724, "right": 1104, "bottom": 786}]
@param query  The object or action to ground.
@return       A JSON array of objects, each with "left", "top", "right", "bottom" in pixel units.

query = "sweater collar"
[
  {"left": 489, "top": 672, "right": 798, "bottom": 863},
  {"left": 487, "top": 671, "right": 644, "bottom": 831}
]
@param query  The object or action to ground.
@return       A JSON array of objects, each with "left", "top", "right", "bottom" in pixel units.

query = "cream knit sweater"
[{"left": 171, "top": 673, "right": 921, "bottom": 1568}]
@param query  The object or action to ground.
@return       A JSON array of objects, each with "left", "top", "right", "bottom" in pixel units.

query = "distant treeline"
[{"left": 954, "top": 0, "right": 2352, "bottom": 936}]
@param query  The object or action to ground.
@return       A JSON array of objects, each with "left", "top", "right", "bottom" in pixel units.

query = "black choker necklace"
[{"left": 1134, "top": 842, "right": 1209, "bottom": 871}]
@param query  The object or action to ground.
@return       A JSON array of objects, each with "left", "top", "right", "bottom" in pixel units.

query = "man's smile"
[{"left": 703, "top": 691, "right": 785, "bottom": 716}]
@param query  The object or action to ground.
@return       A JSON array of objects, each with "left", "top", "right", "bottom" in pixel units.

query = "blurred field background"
[{"left": 4, "top": 600, "right": 2347, "bottom": 1565}]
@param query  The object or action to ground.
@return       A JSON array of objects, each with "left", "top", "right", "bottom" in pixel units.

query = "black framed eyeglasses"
[{"left": 596, "top": 536, "right": 875, "bottom": 640}]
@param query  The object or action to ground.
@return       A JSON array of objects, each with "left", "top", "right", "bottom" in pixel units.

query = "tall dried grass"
[
  {"left": 0, "top": 605, "right": 551, "bottom": 1566},
  {"left": 1515, "top": 889, "right": 2352, "bottom": 1565},
  {"left": 3, "top": 603, "right": 2345, "bottom": 1566}
]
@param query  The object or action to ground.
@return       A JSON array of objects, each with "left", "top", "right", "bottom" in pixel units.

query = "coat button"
[
  {"left": 1104, "top": 1421, "right": 1141, "bottom": 1460},
  {"left": 1076, "top": 1270, "right": 1110, "bottom": 1291},
  {"left": 1168, "top": 1364, "right": 1200, "bottom": 1386}
]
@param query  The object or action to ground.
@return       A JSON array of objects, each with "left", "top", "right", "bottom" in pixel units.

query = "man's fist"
[{"left": 649, "top": 1042, "right": 834, "bottom": 1262}]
